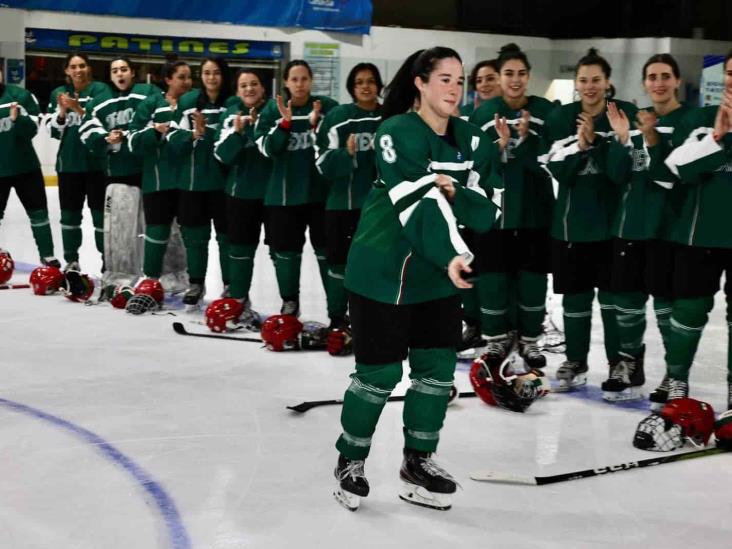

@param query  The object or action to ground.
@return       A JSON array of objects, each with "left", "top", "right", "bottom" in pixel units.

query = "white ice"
[{"left": 1, "top": 189, "right": 730, "bottom": 549}]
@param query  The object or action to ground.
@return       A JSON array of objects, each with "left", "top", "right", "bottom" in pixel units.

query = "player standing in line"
[
  {"left": 663, "top": 50, "right": 732, "bottom": 410},
  {"left": 168, "top": 57, "right": 232, "bottom": 308},
  {"left": 46, "top": 52, "right": 111, "bottom": 272},
  {"left": 315, "top": 63, "right": 383, "bottom": 348},
  {"left": 128, "top": 60, "right": 192, "bottom": 282},
  {"left": 255, "top": 60, "right": 338, "bottom": 317},
  {"left": 540, "top": 48, "right": 637, "bottom": 391},
  {"left": 601, "top": 54, "right": 690, "bottom": 402},
  {"left": 213, "top": 68, "right": 272, "bottom": 322},
  {"left": 333, "top": 47, "right": 507, "bottom": 511},
  {"left": 0, "top": 68, "right": 60, "bottom": 267},
  {"left": 468, "top": 43, "right": 557, "bottom": 369},
  {"left": 459, "top": 58, "right": 500, "bottom": 119}
]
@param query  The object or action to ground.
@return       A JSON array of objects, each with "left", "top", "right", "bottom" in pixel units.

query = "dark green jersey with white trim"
[
  {"left": 0, "top": 85, "right": 41, "bottom": 177},
  {"left": 345, "top": 112, "right": 503, "bottom": 305},
  {"left": 315, "top": 102, "right": 381, "bottom": 211}
]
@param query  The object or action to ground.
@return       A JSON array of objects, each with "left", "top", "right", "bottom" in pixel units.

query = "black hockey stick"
[
  {"left": 287, "top": 391, "right": 478, "bottom": 413},
  {"left": 0, "top": 283, "right": 30, "bottom": 290},
  {"left": 172, "top": 322, "right": 262, "bottom": 343},
  {"left": 470, "top": 446, "right": 730, "bottom": 485}
]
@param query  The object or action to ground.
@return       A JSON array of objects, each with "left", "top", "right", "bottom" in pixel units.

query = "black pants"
[{"left": 0, "top": 170, "right": 48, "bottom": 217}]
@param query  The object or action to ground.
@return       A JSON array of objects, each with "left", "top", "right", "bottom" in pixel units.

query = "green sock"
[
  {"left": 90, "top": 208, "right": 104, "bottom": 256},
  {"left": 181, "top": 225, "right": 211, "bottom": 281},
  {"left": 563, "top": 291, "right": 594, "bottom": 362},
  {"left": 478, "top": 271, "right": 510, "bottom": 337},
  {"left": 653, "top": 296, "right": 673, "bottom": 363},
  {"left": 614, "top": 291, "right": 647, "bottom": 357},
  {"left": 216, "top": 232, "right": 230, "bottom": 285},
  {"left": 667, "top": 297, "right": 714, "bottom": 382},
  {"left": 403, "top": 348, "right": 455, "bottom": 453},
  {"left": 27, "top": 209, "right": 55, "bottom": 259},
  {"left": 327, "top": 263, "right": 348, "bottom": 321},
  {"left": 273, "top": 250, "right": 302, "bottom": 299},
  {"left": 228, "top": 243, "right": 256, "bottom": 300},
  {"left": 598, "top": 290, "right": 620, "bottom": 363},
  {"left": 517, "top": 270, "right": 547, "bottom": 338},
  {"left": 335, "top": 361, "right": 403, "bottom": 460},
  {"left": 60, "top": 209, "right": 82, "bottom": 263},
  {"left": 143, "top": 224, "right": 171, "bottom": 278}
]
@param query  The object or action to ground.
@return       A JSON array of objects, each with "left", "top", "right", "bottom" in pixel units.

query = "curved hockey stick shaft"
[
  {"left": 172, "top": 322, "right": 262, "bottom": 343},
  {"left": 470, "top": 446, "right": 730, "bottom": 485},
  {"left": 0, "top": 284, "right": 30, "bottom": 290},
  {"left": 287, "top": 392, "right": 477, "bottom": 413}
]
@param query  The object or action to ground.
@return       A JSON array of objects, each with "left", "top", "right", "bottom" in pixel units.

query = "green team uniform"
[
  {"left": 459, "top": 102, "right": 476, "bottom": 120},
  {"left": 315, "top": 102, "right": 381, "bottom": 323},
  {"left": 213, "top": 99, "right": 273, "bottom": 301},
  {"left": 254, "top": 94, "right": 338, "bottom": 307},
  {"left": 128, "top": 92, "right": 180, "bottom": 278},
  {"left": 662, "top": 106, "right": 732, "bottom": 386},
  {"left": 541, "top": 99, "right": 638, "bottom": 366},
  {"left": 337, "top": 112, "right": 502, "bottom": 460},
  {"left": 80, "top": 83, "right": 160, "bottom": 178},
  {"left": 469, "top": 96, "right": 557, "bottom": 346},
  {"left": 0, "top": 84, "right": 55, "bottom": 260}
]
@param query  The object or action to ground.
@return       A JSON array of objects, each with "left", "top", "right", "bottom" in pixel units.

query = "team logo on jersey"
[
  {"left": 456, "top": 152, "right": 463, "bottom": 161},
  {"left": 715, "top": 161, "right": 732, "bottom": 173},
  {"left": 631, "top": 148, "right": 647, "bottom": 172},
  {"left": 287, "top": 131, "right": 313, "bottom": 151},
  {"left": 578, "top": 157, "right": 601, "bottom": 175}
]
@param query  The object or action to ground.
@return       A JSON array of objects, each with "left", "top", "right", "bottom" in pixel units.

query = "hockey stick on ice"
[
  {"left": 0, "top": 283, "right": 30, "bottom": 290},
  {"left": 287, "top": 391, "right": 478, "bottom": 413},
  {"left": 470, "top": 446, "right": 730, "bottom": 485},
  {"left": 172, "top": 322, "right": 262, "bottom": 343}
]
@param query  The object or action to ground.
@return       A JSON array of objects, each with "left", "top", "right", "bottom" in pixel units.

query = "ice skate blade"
[
  {"left": 334, "top": 487, "right": 361, "bottom": 511},
  {"left": 398, "top": 482, "right": 452, "bottom": 511},
  {"left": 602, "top": 386, "right": 644, "bottom": 402},
  {"left": 553, "top": 373, "right": 587, "bottom": 392}
]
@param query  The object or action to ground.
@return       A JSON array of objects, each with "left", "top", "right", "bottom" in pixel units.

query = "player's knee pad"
[
  {"left": 352, "top": 361, "right": 403, "bottom": 393},
  {"left": 230, "top": 243, "right": 256, "bottom": 260},
  {"left": 408, "top": 348, "right": 455, "bottom": 383},
  {"left": 27, "top": 209, "right": 50, "bottom": 226},
  {"left": 181, "top": 225, "right": 210, "bottom": 248},
  {"left": 145, "top": 224, "right": 171, "bottom": 246},
  {"left": 517, "top": 270, "right": 547, "bottom": 304},
  {"left": 673, "top": 297, "right": 715, "bottom": 328},
  {"left": 60, "top": 209, "right": 82, "bottom": 226},
  {"left": 563, "top": 291, "right": 594, "bottom": 313}
]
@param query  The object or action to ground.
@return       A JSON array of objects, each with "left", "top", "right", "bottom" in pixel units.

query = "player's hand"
[
  {"left": 435, "top": 173, "right": 456, "bottom": 201},
  {"left": 494, "top": 114, "right": 510, "bottom": 151},
  {"left": 607, "top": 101, "right": 630, "bottom": 144},
  {"left": 276, "top": 94, "right": 292, "bottom": 122},
  {"left": 635, "top": 109, "right": 659, "bottom": 146},
  {"left": 105, "top": 129, "right": 123, "bottom": 144},
  {"left": 309, "top": 99, "right": 322, "bottom": 127},
  {"left": 448, "top": 255, "right": 473, "bottom": 289},
  {"left": 154, "top": 122, "right": 170, "bottom": 135},
  {"left": 516, "top": 109, "right": 531, "bottom": 139},
  {"left": 576, "top": 112, "right": 595, "bottom": 150},
  {"left": 192, "top": 110, "right": 206, "bottom": 140},
  {"left": 9, "top": 103, "right": 19, "bottom": 122},
  {"left": 234, "top": 112, "right": 246, "bottom": 133},
  {"left": 346, "top": 134, "right": 357, "bottom": 156},
  {"left": 248, "top": 106, "right": 258, "bottom": 126},
  {"left": 713, "top": 91, "right": 732, "bottom": 141}
]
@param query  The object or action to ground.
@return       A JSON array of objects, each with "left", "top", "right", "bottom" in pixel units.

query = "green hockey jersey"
[
  {"left": 470, "top": 95, "right": 557, "bottom": 229},
  {"left": 80, "top": 83, "right": 161, "bottom": 178},
  {"left": 254, "top": 95, "right": 338, "bottom": 206},
  {"left": 213, "top": 98, "right": 272, "bottom": 200},
  {"left": 664, "top": 106, "right": 732, "bottom": 248},
  {"left": 127, "top": 92, "right": 179, "bottom": 194},
  {"left": 0, "top": 84, "right": 41, "bottom": 177},
  {"left": 540, "top": 99, "right": 637, "bottom": 242},
  {"left": 345, "top": 112, "right": 503, "bottom": 305},
  {"left": 167, "top": 89, "right": 227, "bottom": 192},
  {"left": 315, "top": 102, "right": 381, "bottom": 210},
  {"left": 46, "top": 81, "right": 111, "bottom": 173}
]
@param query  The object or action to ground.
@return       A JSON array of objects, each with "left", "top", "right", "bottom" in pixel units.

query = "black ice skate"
[
  {"left": 41, "top": 256, "right": 62, "bottom": 269},
  {"left": 479, "top": 333, "right": 515, "bottom": 365},
  {"left": 183, "top": 282, "right": 205, "bottom": 311},
  {"left": 518, "top": 336, "right": 546, "bottom": 369},
  {"left": 649, "top": 375, "right": 670, "bottom": 411},
  {"left": 554, "top": 360, "right": 588, "bottom": 392},
  {"left": 456, "top": 323, "right": 486, "bottom": 357},
  {"left": 667, "top": 378, "right": 689, "bottom": 401},
  {"left": 399, "top": 449, "right": 457, "bottom": 511},
  {"left": 280, "top": 298, "right": 300, "bottom": 317},
  {"left": 601, "top": 349, "right": 645, "bottom": 402},
  {"left": 334, "top": 455, "right": 369, "bottom": 511}
]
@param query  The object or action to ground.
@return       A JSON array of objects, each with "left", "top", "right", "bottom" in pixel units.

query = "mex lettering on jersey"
[
  {"left": 105, "top": 107, "right": 135, "bottom": 129},
  {"left": 288, "top": 131, "right": 313, "bottom": 151},
  {"left": 352, "top": 132, "right": 375, "bottom": 152}
]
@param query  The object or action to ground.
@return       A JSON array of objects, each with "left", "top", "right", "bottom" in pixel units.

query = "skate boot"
[
  {"left": 480, "top": 333, "right": 515, "bottom": 365},
  {"left": 554, "top": 360, "right": 589, "bottom": 392},
  {"left": 333, "top": 455, "right": 369, "bottom": 511},
  {"left": 220, "top": 284, "right": 231, "bottom": 298},
  {"left": 399, "top": 449, "right": 457, "bottom": 511},
  {"left": 280, "top": 298, "right": 300, "bottom": 317},
  {"left": 601, "top": 349, "right": 645, "bottom": 402},
  {"left": 63, "top": 260, "right": 80, "bottom": 273},
  {"left": 183, "top": 282, "right": 206, "bottom": 310},
  {"left": 667, "top": 378, "right": 689, "bottom": 401},
  {"left": 649, "top": 375, "right": 670, "bottom": 411},
  {"left": 238, "top": 296, "right": 261, "bottom": 331},
  {"left": 518, "top": 336, "right": 546, "bottom": 369},
  {"left": 456, "top": 322, "right": 486, "bottom": 356},
  {"left": 41, "top": 257, "right": 62, "bottom": 269}
]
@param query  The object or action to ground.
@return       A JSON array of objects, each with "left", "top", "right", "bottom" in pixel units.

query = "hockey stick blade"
[
  {"left": 470, "top": 446, "right": 730, "bottom": 485},
  {"left": 287, "top": 391, "right": 478, "bottom": 414},
  {"left": 0, "top": 283, "right": 30, "bottom": 290},
  {"left": 172, "top": 322, "right": 262, "bottom": 343}
]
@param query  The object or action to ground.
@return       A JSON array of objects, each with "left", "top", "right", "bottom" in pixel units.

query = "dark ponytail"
[
  {"left": 382, "top": 47, "right": 462, "bottom": 121},
  {"left": 497, "top": 43, "right": 531, "bottom": 72},
  {"left": 576, "top": 48, "right": 614, "bottom": 99}
]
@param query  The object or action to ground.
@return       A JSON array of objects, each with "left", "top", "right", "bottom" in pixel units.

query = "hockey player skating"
[
  {"left": 45, "top": 52, "right": 111, "bottom": 272},
  {"left": 254, "top": 60, "right": 338, "bottom": 317},
  {"left": 0, "top": 70, "right": 60, "bottom": 268},
  {"left": 333, "top": 47, "right": 506, "bottom": 511},
  {"left": 469, "top": 43, "right": 558, "bottom": 371},
  {"left": 601, "top": 54, "right": 690, "bottom": 402},
  {"left": 540, "top": 49, "right": 634, "bottom": 391},
  {"left": 168, "top": 57, "right": 231, "bottom": 309},
  {"left": 315, "top": 63, "right": 383, "bottom": 353},
  {"left": 213, "top": 68, "right": 272, "bottom": 324},
  {"left": 662, "top": 50, "right": 732, "bottom": 411}
]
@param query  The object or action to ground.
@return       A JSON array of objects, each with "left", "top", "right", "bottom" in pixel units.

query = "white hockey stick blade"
[{"left": 469, "top": 471, "right": 538, "bottom": 485}]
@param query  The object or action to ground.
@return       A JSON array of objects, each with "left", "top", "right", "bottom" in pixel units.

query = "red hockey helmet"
[
  {"left": 469, "top": 355, "right": 543, "bottom": 413},
  {"left": 714, "top": 410, "right": 732, "bottom": 450},
  {"left": 0, "top": 249, "right": 14, "bottom": 285},
  {"left": 260, "top": 314, "right": 303, "bottom": 351},
  {"left": 110, "top": 285, "right": 135, "bottom": 309},
  {"left": 205, "top": 298, "right": 244, "bottom": 333},
  {"left": 134, "top": 278, "right": 164, "bottom": 304},
  {"left": 29, "top": 265, "right": 64, "bottom": 295},
  {"left": 61, "top": 271, "right": 94, "bottom": 302},
  {"left": 660, "top": 398, "right": 716, "bottom": 447}
]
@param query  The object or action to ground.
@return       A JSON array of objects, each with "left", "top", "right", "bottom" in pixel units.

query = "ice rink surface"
[{"left": 1, "top": 189, "right": 730, "bottom": 549}]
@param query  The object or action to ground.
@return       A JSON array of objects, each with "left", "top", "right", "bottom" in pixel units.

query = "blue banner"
[
  {"left": 5, "top": 0, "right": 372, "bottom": 35},
  {"left": 25, "top": 29, "right": 284, "bottom": 59}
]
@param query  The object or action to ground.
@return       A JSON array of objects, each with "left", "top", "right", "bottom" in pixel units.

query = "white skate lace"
[
  {"left": 521, "top": 341, "right": 542, "bottom": 358},
  {"left": 419, "top": 457, "right": 462, "bottom": 489},
  {"left": 558, "top": 361, "right": 584, "bottom": 375},
  {"left": 654, "top": 375, "right": 670, "bottom": 392},
  {"left": 338, "top": 460, "right": 366, "bottom": 482},
  {"left": 668, "top": 380, "right": 689, "bottom": 400}
]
